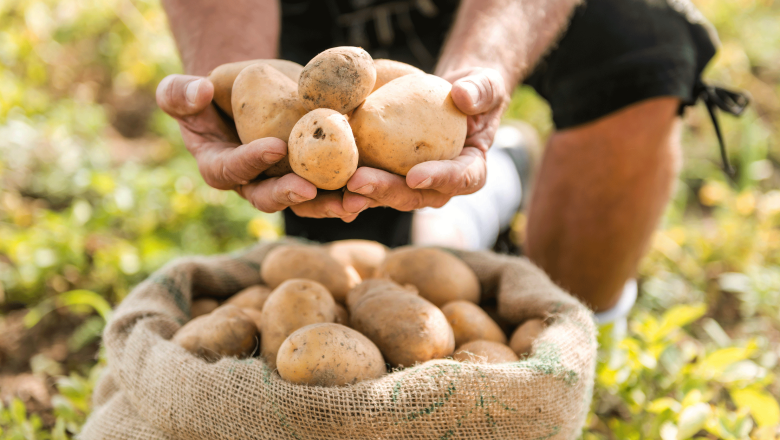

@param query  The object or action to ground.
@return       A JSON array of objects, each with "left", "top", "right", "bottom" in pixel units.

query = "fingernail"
[
  {"left": 353, "top": 184, "right": 374, "bottom": 195},
  {"left": 186, "top": 79, "right": 202, "bottom": 105},
  {"left": 262, "top": 152, "right": 284, "bottom": 163},
  {"left": 414, "top": 177, "right": 433, "bottom": 189},
  {"left": 348, "top": 200, "right": 370, "bottom": 215},
  {"left": 288, "top": 192, "right": 308, "bottom": 203},
  {"left": 461, "top": 82, "right": 480, "bottom": 104}
]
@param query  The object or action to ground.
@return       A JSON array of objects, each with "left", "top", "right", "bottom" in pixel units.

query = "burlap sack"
[{"left": 80, "top": 241, "right": 597, "bottom": 440}]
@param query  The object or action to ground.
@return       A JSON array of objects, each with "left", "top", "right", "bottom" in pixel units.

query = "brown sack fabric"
[{"left": 80, "top": 241, "right": 597, "bottom": 440}]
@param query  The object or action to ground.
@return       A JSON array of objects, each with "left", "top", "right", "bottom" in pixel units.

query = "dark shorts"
[{"left": 279, "top": 0, "right": 718, "bottom": 247}]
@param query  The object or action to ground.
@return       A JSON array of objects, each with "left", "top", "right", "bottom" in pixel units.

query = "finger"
[
  {"left": 289, "top": 191, "right": 357, "bottom": 219},
  {"left": 236, "top": 173, "right": 317, "bottom": 213},
  {"left": 346, "top": 167, "right": 451, "bottom": 211},
  {"left": 194, "top": 137, "right": 289, "bottom": 189},
  {"left": 156, "top": 74, "right": 214, "bottom": 118},
  {"left": 342, "top": 190, "right": 379, "bottom": 214},
  {"left": 406, "top": 147, "right": 487, "bottom": 195},
  {"left": 450, "top": 69, "right": 507, "bottom": 115}
]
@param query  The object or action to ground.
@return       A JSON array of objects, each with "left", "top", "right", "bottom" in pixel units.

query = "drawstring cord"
[{"left": 694, "top": 81, "right": 750, "bottom": 178}]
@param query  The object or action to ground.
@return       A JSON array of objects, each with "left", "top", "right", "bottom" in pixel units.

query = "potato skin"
[
  {"left": 378, "top": 247, "right": 480, "bottom": 307},
  {"left": 371, "top": 59, "right": 424, "bottom": 92},
  {"left": 345, "top": 278, "right": 417, "bottom": 311},
  {"left": 232, "top": 63, "right": 307, "bottom": 176},
  {"left": 277, "top": 323, "right": 386, "bottom": 386},
  {"left": 190, "top": 298, "right": 219, "bottom": 318},
  {"left": 327, "top": 239, "right": 388, "bottom": 280},
  {"left": 225, "top": 285, "right": 272, "bottom": 310},
  {"left": 333, "top": 303, "right": 350, "bottom": 326},
  {"left": 350, "top": 74, "right": 467, "bottom": 176},
  {"left": 453, "top": 340, "right": 520, "bottom": 364},
  {"left": 509, "top": 319, "right": 546, "bottom": 357},
  {"left": 260, "top": 279, "right": 336, "bottom": 367},
  {"left": 173, "top": 304, "right": 258, "bottom": 362},
  {"left": 208, "top": 59, "right": 304, "bottom": 118},
  {"left": 298, "top": 47, "right": 376, "bottom": 114},
  {"left": 288, "top": 109, "right": 358, "bottom": 190},
  {"left": 351, "top": 292, "right": 454, "bottom": 367},
  {"left": 261, "top": 244, "right": 361, "bottom": 303},
  {"left": 441, "top": 300, "right": 507, "bottom": 347}
]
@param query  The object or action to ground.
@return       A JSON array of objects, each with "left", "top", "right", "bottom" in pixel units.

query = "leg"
[{"left": 525, "top": 97, "right": 682, "bottom": 312}]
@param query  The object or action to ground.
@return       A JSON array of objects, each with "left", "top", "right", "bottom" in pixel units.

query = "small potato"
[
  {"left": 298, "top": 47, "right": 376, "bottom": 114},
  {"left": 509, "top": 319, "right": 546, "bottom": 357},
  {"left": 351, "top": 292, "right": 454, "bottom": 367},
  {"left": 349, "top": 74, "right": 467, "bottom": 176},
  {"left": 327, "top": 239, "right": 388, "bottom": 280},
  {"left": 277, "top": 323, "right": 386, "bottom": 386},
  {"left": 225, "top": 285, "right": 272, "bottom": 310},
  {"left": 288, "top": 109, "right": 358, "bottom": 190},
  {"left": 191, "top": 298, "right": 219, "bottom": 318},
  {"left": 371, "top": 59, "right": 424, "bottom": 92},
  {"left": 208, "top": 59, "right": 304, "bottom": 118},
  {"left": 173, "top": 305, "right": 258, "bottom": 362},
  {"left": 453, "top": 340, "right": 520, "bottom": 364},
  {"left": 260, "top": 279, "right": 336, "bottom": 367},
  {"left": 334, "top": 303, "right": 350, "bottom": 326},
  {"left": 441, "top": 301, "right": 507, "bottom": 347},
  {"left": 261, "top": 244, "right": 361, "bottom": 303},
  {"left": 345, "top": 278, "right": 417, "bottom": 311},
  {"left": 232, "top": 63, "right": 308, "bottom": 176},
  {"left": 378, "top": 247, "right": 480, "bottom": 307}
]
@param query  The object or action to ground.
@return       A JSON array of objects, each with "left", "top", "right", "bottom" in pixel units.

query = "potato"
[
  {"left": 509, "top": 319, "right": 546, "bottom": 357},
  {"left": 232, "top": 63, "right": 308, "bottom": 176},
  {"left": 277, "top": 323, "right": 386, "bottom": 386},
  {"left": 298, "top": 46, "right": 376, "bottom": 114},
  {"left": 371, "top": 59, "right": 424, "bottom": 92},
  {"left": 334, "top": 303, "right": 350, "bottom": 326},
  {"left": 225, "top": 285, "right": 272, "bottom": 310},
  {"left": 345, "top": 278, "right": 417, "bottom": 311},
  {"left": 327, "top": 239, "right": 388, "bottom": 279},
  {"left": 173, "top": 305, "right": 258, "bottom": 362},
  {"left": 190, "top": 298, "right": 219, "bottom": 318},
  {"left": 378, "top": 247, "right": 480, "bottom": 307},
  {"left": 208, "top": 59, "right": 304, "bottom": 118},
  {"left": 453, "top": 340, "right": 520, "bottom": 364},
  {"left": 349, "top": 74, "right": 467, "bottom": 176},
  {"left": 241, "top": 307, "right": 264, "bottom": 330},
  {"left": 441, "top": 300, "right": 507, "bottom": 347},
  {"left": 261, "top": 244, "right": 361, "bottom": 303},
  {"left": 351, "top": 292, "right": 454, "bottom": 367},
  {"left": 288, "top": 109, "right": 358, "bottom": 190},
  {"left": 260, "top": 279, "right": 336, "bottom": 367}
]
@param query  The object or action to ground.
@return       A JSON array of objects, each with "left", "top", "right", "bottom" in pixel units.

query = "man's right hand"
[{"left": 156, "top": 74, "right": 319, "bottom": 213}]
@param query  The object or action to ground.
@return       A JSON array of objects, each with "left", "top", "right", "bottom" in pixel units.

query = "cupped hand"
[
  {"left": 342, "top": 67, "right": 509, "bottom": 214},
  {"left": 156, "top": 74, "right": 318, "bottom": 213}
]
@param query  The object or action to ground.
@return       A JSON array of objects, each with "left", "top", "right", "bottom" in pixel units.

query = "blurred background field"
[{"left": 1, "top": 0, "right": 779, "bottom": 438}]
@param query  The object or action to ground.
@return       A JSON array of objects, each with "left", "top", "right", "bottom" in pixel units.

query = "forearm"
[
  {"left": 162, "top": 0, "right": 280, "bottom": 76},
  {"left": 436, "top": 0, "right": 581, "bottom": 89}
]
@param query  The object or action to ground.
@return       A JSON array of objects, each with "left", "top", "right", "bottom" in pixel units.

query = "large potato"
[
  {"left": 351, "top": 292, "right": 454, "bottom": 367},
  {"left": 260, "top": 279, "right": 336, "bottom": 367},
  {"left": 327, "top": 239, "right": 388, "bottom": 280},
  {"left": 441, "top": 300, "right": 507, "bottom": 347},
  {"left": 298, "top": 47, "right": 376, "bottom": 114},
  {"left": 349, "top": 74, "right": 467, "bottom": 175},
  {"left": 173, "top": 305, "right": 258, "bottom": 362},
  {"left": 453, "top": 340, "right": 520, "bottom": 364},
  {"left": 277, "top": 323, "right": 386, "bottom": 386},
  {"left": 261, "top": 244, "right": 361, "bottom": 303},
  {"left": 208, "top": 59, "right": 304, "bottom": 118},
  {"left": 509, "top": 319, "right": 546, "bottom": 357},
  {"left": 232, "top": 63, "right": 308, "bottom": 176},
  {"left": 378, "top": 247, "right": 480, "bottom": 306},
  {"left": 225, "top": 285, "right": 272, "bottom": 310},
  {"left": 288, "top": 109, "right": 358, "bottom": 190},
  {"left": 345, "top": 278, "right": 417, "bottom": 311},
  {"left": 371, "top": 59, "right": 424, "bottom": 92}
]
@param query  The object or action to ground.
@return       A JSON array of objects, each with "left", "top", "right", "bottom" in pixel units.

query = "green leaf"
[
  {"left": 653, "top": 304, "right": 707, "bottom": 342},
  {"left": 648, "top": 397, "right": 682, "bottom": 414},
  {"left": 676, "top": 403, "right": 711, "bottom": 440},
  {"left": 730, "top": 387, "right": 780, "bottom": 427},
  {"left": 699, "top": 342, "right": 757, "bottom": 378},
  {"left": 57, "top": 289, "right": 113, "bottom": 322}
]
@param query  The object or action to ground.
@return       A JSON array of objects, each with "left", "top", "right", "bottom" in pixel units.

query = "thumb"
[
  {"left": 450, "top": 68, "right": 507, "bottom": 115},
  {"left": 156, "top": 74, "right": 214, "bottom": 119}
]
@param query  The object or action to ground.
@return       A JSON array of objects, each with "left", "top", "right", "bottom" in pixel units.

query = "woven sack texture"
[{"left": 80, "top": 241, "right": 597, "bottom": 440}]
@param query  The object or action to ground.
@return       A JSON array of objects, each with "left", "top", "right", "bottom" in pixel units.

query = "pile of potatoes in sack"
[
  {"left": 175, "top": 240, "right": 547, "bottom": 386},
  {"left": 207, "top": 46, "right": 467, "bottom": 188}
]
